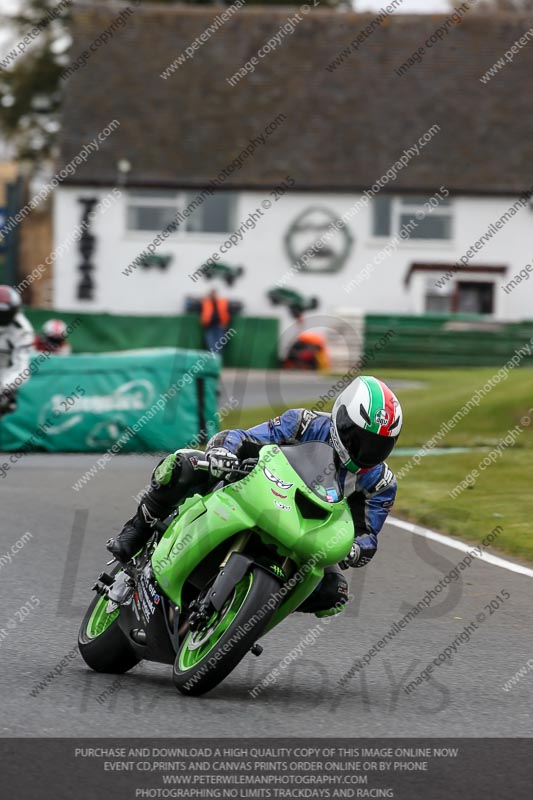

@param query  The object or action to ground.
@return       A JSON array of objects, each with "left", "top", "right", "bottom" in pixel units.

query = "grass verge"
[{"left": 224, "top": 368, "right": 533, "bottom": 563}]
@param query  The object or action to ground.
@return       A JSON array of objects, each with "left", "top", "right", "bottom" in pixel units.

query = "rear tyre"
[
  {"left": 173, "top": 567, "right": 280, "bottom": 696},
  {"left": 78, "top": 590, "right": 140, "bottom": 674}
]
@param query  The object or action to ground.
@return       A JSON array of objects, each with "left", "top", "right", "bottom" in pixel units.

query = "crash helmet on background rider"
[
  {"left": 41, "top": 318, "right": 68, "bottom": 346},
  {"left": 0, "top": 286, "right": 21, "bottom": 328}
]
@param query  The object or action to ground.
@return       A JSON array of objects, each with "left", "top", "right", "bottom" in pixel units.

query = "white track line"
[{"left": 390, "top": 516, "right": 533, "bottom": 578}]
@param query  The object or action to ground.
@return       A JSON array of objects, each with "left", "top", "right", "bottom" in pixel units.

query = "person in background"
[
  {"left": 34, "top": 319, "right": 72, "bottom": 356},
  {"left": 0, "top": 285, "right": 34, "bottom": 415},
  {"left": 284, "top": 331, "right": 330, "bottom": 371},
  {"left": 200, "top": 289, "right": 230, "bottom": 352}
]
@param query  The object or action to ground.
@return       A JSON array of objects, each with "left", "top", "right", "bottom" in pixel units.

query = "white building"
[{"left": 53, "top": 5, "right": 533, "bottom": 323}]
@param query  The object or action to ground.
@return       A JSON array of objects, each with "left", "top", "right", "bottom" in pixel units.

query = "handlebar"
[
  {"left": 198, "top": 455, "right": 259, "bottom": 478},
  {"left": 230, "top": 458, "right": 259, "bottom": 477}
]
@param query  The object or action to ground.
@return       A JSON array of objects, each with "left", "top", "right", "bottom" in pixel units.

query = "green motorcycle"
[{"left": 78, "top": 441, "right": 354, "bottom": 695}]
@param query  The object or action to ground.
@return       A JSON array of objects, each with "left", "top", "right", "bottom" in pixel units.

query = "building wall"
[
  {"left": 19, "top": 209, "right": 53, "bottom": 306},
  {"left": 0, "top": 161, "right": 18, "bottom": 283},
  {"left": 0, "top": 162, "right": 17, "bottom": 205},
  {"left": 52, "top": 187, "right": 533, "bottom": 321}
]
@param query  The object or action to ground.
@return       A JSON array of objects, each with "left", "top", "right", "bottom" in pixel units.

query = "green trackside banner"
[{"left": 0, "top": 348, "right": 221, "bottom": 453}]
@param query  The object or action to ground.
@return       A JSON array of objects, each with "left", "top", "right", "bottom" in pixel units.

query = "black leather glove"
[
  {"left": 339, "top": 540, "right": 375, "bottom": 569},
  {"left": 339, "top": 542, "right": 362, "bottom": 570}
]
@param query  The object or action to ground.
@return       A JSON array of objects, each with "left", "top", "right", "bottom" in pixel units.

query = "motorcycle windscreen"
[{"left": 279, "top": 442, "right": 342, "bottom": 503}]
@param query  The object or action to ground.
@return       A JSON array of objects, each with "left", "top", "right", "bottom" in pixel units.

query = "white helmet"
[
  {"left": 0, "top": 285, "right": 21, "bottom": 327},
  {"left": 331, "top": 376, "right": 403, "bottom": 472},
  {"left": 42, "top": 319, "right": 68, "bottom": 344}
]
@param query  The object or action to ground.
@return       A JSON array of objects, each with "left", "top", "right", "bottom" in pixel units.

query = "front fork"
[
  {"left": 220, "top": 531, "right": 250, "bottom": 566},
  {"left": 188, "top": 532, "right": 252, "bottom": 630}
]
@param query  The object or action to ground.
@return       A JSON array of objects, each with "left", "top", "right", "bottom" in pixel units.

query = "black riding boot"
[
  {"left": 106, "top": 503, "right": 158, "bottom": 563},
  {"left": 297, "top": 564, "right": 349, "bottom": 616},
  {"left": 106, "top": 449, "right": 209, "bottom": 563}
]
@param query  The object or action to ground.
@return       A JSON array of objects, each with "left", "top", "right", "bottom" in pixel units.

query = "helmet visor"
[
  {"left": 0, "top": 308, "right": 16, "bottom": 327},
  {"left": 336, "top": 405, "right": 397, "bottom": 470}
]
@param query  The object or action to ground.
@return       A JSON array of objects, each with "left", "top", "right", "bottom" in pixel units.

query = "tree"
[
  {"left": 0, "top": 0, "right": 347, "bottom": 164},
  {"left": 0, "top": 1, "right": 67, "bottom": 161},
  {"left": 474, "top": 0, "right": 533, "bottom": 10}
]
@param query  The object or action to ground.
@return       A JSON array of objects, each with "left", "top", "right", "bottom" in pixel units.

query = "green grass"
[
  {"left": 225, "top": 368, "right": 533, "bottom": 563},
  {"left": 225, "top": 403, "right": 291, "bottom": 434},
  {"left": 388, "top": 450, "right": 533, "bottom": 563},
  {"left": 381, "top": 368, "right": 533, "bottom": 449}
]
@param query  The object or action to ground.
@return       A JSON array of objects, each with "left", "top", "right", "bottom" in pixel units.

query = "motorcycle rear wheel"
[{"left": 78, "top": 589, "right": 140, "bottom": 674}]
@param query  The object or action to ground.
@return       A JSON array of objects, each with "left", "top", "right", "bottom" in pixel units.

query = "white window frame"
[
  {"left": 124, "top": 190, "right": 238, "bottom": 239},
  {"left": 371, "top": 195, "right": 454, "bottom": 245}
]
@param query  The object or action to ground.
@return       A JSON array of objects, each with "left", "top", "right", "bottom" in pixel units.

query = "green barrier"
[
  {"left": 365, "top": 314, "right": 533, "bottom": 368},
  {"left": 0, "top": 348, "right": 221, "bottom": 453},
  {"left": 25, "top": 311, "right": 280, "bottom": 369}
]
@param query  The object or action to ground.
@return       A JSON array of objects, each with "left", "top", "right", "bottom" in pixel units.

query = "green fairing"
[{"left": 152, "top": 445, "right": 354, "bottom": 633}]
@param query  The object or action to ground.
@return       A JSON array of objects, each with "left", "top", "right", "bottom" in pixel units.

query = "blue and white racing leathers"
[{"left": 214, "top": 408, "right": 397, "bottom": 566}]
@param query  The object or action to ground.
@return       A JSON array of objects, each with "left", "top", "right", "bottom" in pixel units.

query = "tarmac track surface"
[
  {"left": 1, "top": 454, "right": 531, "bottom": 737},
  {"left": 219, "top": 369, "right": 422, "bottom": 411}
]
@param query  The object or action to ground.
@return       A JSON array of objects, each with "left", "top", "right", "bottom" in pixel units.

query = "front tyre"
[
  {"left": 173, "top": 567, "right": 280, "bottom": 696},
  {"left": 78, "top": 592, "right": 140, "bottom": 673}
]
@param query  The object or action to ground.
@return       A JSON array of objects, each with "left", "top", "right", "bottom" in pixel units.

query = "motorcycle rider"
[
  {"left": 107, "top": 376, "right": 402, "bottom": 616},
  {"left": 0, "top": 286, "right": 34, "bottom": 415},
  {"left": 34, "top": 318, "right": 72, "bottom": 355}
]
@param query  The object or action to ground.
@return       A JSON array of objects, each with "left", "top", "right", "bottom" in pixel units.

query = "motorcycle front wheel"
[{"left": 173, "top": 567, "right": 280, "bottom": 696}]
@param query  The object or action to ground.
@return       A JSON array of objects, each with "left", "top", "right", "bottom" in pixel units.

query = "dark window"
[
  {"left": 373, "top": 195, "right": 452, "bottom": 240},
  {"left": 185, "top": 192, "right": 237, "bottom": 233},
  {"left": 456, "top": 282, "right": 494, "bottom": 315},
  {"left": 373, "top": 196, "right": 392, "bottom": 236},
  {"left": 425, "top": 293, "right": 452, "bottom": 313},
  {"left": 127, "top": 204, "right": 177, "bottom": 231},
  {"left": 127, "top": 191, "right": 237, "bottom": 234},
  {"left": 399, "top": 213, "right": 452, "bottom": 239}
]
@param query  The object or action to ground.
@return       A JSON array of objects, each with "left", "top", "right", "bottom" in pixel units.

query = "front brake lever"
[
  {"left": 240, "top": 458, "right": 259, "bottom": 474},
  {"left": 221, "top": 461, "right": 256, "bottom": 483}
]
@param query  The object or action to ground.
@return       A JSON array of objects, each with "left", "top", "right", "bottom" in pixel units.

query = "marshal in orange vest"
[{"left": 201, "top": 296, "right": 230, "bottom": 327}]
